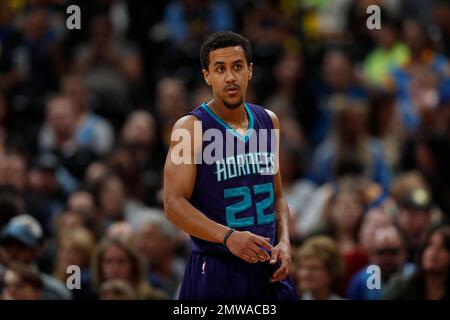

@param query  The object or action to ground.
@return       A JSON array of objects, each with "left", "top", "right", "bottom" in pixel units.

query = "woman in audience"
[
  {"left": 295, "top": 236, "right": 345, "bottom": 300},
  {"left": 383, "top": 225, "right": 450, "bottom": 300},
  {"left": 91, "top": 236, "right": 166, "bottom": 300},
  {"left": 53, "top": 227, "right": 95, "bottom": 299}
]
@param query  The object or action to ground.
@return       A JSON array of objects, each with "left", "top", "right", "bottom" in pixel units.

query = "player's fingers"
[
  {"left": 273, "top": 261, "right": 288, "bottom": 278},
  {"left": 249, "top": 244, "right": 270, "bottom": 261},
  {"left": 254, "top": 236, "right": 273, "bottom": 252},
  {"left": 246, "top": 246, "right": 262, "bottom": 260},
  {"left": 270, "top": 269, "right": 289, "bottom": 282},
  {"left": 243, "top": 254, "right": 258, "bottom": 264},
  {"left": 269, "top": 247, "right": 279, "bottom": 264},
  {"left": 270, "top": 263, "right": 288, "bottom": 282},
  {"left": 269, "top": 271, "right": 288, "bottom": 283},
  {"left": 243, "top": 249, "right": 260, "bottom": 263}
]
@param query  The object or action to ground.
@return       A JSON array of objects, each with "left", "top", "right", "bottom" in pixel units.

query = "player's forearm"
[
  {"left": 165, "top": 195, "right": 229, "bottom": 243},
  {"left": 274, "top": 197, "right": 290, "bottom": 245}
]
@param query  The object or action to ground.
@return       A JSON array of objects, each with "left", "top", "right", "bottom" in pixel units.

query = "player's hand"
[
  {"left": 226, "top": 230, "right": 272, "bottom": 263},
  {"left": 269, "top": 240, "right": 291, "bottom": 283}
]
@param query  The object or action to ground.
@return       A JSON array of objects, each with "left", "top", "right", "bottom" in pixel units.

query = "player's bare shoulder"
[
  {"left": 264, "top": 108, "right": 280, "bottom": 130},
  {"left": 168, "top": 114, "right": 203, "bottom": 164},
  {"left": 172, "top": 114, "right": 198, "bottom": 132}
]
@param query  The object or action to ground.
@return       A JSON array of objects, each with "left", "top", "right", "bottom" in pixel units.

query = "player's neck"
[{"left": 207, "top": 99, "right": 246, "bottom": 126}]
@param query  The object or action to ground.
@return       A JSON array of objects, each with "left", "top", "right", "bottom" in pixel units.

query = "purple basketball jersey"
[{"left": 188, "top": 102, "right": 277, "bottom": 257}]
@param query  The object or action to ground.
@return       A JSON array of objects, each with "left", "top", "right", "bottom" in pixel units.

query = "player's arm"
[
  {"left": 164, "top": 115, "right": 272, "bottom": 263},
  {"left": 267, "top": 109, "right": 292, "bottom": 282}
]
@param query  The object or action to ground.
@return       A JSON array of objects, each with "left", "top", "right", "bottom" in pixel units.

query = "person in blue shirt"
[{"left": 347, "top": 225, "right": 415, "bottom": 300}]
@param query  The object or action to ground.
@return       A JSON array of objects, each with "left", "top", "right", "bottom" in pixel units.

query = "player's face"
[{"left": 203, "top": 46, "right": 252, "bottom": 110}]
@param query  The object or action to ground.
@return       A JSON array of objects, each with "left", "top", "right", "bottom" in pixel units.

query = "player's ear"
[
  {"left": 202, "top": 69, "right": 211, "bottom": 86},
  {"left": 248, "top": 63, "right": 253, "bottom": 81}
]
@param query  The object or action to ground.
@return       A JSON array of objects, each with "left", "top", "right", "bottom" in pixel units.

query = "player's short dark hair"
[{"left": 200, "top": 31, "right": 252, "bottom": 70}]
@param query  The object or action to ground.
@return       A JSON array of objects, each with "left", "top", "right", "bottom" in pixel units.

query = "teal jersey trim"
[{"left": 201, "top": 102, "right": 254, "bottom": 142}]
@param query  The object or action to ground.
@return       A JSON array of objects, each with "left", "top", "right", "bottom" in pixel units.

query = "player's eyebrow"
[{"left": 213, "top": 59, "right": 245, "bottom": 66}]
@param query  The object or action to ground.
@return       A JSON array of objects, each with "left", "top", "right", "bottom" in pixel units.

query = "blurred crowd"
[{"left": 0, "top": 0, "right": 450, "bottom": 300}]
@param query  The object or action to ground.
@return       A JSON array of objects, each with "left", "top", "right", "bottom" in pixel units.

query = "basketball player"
[{"left": 164, "top": 31, "right": 297, "bottom": 300}]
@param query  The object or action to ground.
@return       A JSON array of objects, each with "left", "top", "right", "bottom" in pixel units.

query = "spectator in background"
[
  {"left": 38, "top": 96, "right": 78, "bottom": 153},
  {"left": 67, "top": 190, "right": 97, "bottom": 232},
  {"left": 26, "top": 152, "right": 65, "bottom": 236},
  {"left": 0, "top": 186, "right": 21, "bottom": 229},
  {"left": 106, "top": 145, "right": 145, "bottom": 204},
  {"left": 347, "top": 225, "right": 415, "bottom": 300},
  {"left": 92, "top": 236, "right": 166, "bottom": 300},
  {"left": 91, "top": 173, "right": 152, "bottom": 236},
  {"left": 106, "top": 221, "right": 134, "bottom": 244},
  {"left": 0, "top": 215, "right": 43, "bottom": 266},
  {"left": 73, "top": 14, "right": 142, "bottom": 125},
  {"left": 0, "top": 215, "right": 71, "bottom": 300},
  {"left": 396, "top": 188, "right": 435, "bottom": 262},
  {"left": 39, "top": 206, "right": 88, "bottom": 275},
  {"left": 53, "top": 211, "right": 86, "bottom": 241},
  {"left": 280, "top": 140, "right": 316, "bottom": 240},
  {"left": 389, "top": 171, "right": 429, "bottom": 205},
  {"left": 13, "top": 7, "right": 65, "bottom": 120},
  {"left": 119, "top": 110, "right": 157, "bottom": 167},
  {"left": 134, "top": 213, "right": 184, "bottom": 299},
  {"left": 297, "top": 153, "right": 386, "bottom": 239},
  {"left": 242, "top": 0, "right": 287, "bottom": 50},
  {"left": 431, "top": 0, "right": 450, "bottom": 58},
  {"left": 383, "top": 225, "right": 450, "bottom": 300},
  {"left": 0, "top": 1, "right": 21, "bottom": 94},
  {"left": 0, "top": 152, "right": 28, "bottom": 193},
  {"left": 359, "top": 207, "right": 394, "bottom": 251},
  {"left": 84, "top": 161, "right": 112, "bottom": 187},
  {"left": 99, "top": 279, "right": 137, "bottom": 300},
  {"left": 310, "top": 49, "right": 367, "bottom": 146},
  {"left": 92, "top": 174, "right": 127, "bottom": 235},
  {"left": 362, "top": 13, "right": 409, "bottom": 87},
  {"left": 295, "top": 236, "right": 345, "bottom": 300},
  {"left": 163, "top": 0, "right": 235, "bottom": 49},
  {"left": 386, "top": 19, "right": 449, "bottom": 132},
  {"left": 154, "top": 77, "right": 188, "bottom": 146},
  {"left": 38, "top": 95, "right": 95, "bottom": 192},
  {"left": 53, "top": 227, "right": 95, "bottom": 300},
  {"left": 264, "top": 51, "right": 304, "bottom": 120},
  {"left": 317, "top": 182, "right": 369, "bottom": 295},
  {"left": 117, "top": 110, "right": 162, "bottom": 206},
  {"left": 402, "top": 134, "right": 450, "bottom": 223},
  {"left": 310, "top": 101, "right": 392, "bottom": 190},
  {"left": 367, "top": 92, "right": 404, "bottom": 170},
  {"left": 60, "top": 73, "right": 114, "bottom": 156},
  {"left": 1, "top": 262, "right": 43, "bottom": 300}
]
